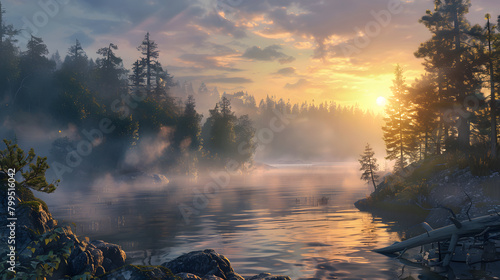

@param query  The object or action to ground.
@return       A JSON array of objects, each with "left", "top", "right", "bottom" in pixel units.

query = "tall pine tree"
[
  {"left": 0, "top": 1, "right": 19, "bottom": 100},
  {"left": 383, "top": 65, "right": 417, "bottom": 171},
  {"left": 137, "top": 32, "right": 159, "bottom": 93},
  {"left": 485, "top": 14, "right": 498, "bottom": 158},
  {"left": 416, "top": 0, "right": 483, "bottom": 150},
  {"left": 410, "top": 74, "right": 440, "bottom": 158}
]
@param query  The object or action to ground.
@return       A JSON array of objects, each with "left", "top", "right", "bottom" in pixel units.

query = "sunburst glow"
[{"left": 376, "top": 96, "right": 387, "bottom": 107}]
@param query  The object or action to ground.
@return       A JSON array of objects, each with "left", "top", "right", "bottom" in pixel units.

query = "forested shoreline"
[
  {"left": 0, "top": 1, "right": 382, "bottom": 182},
  {"left": 379, "top": 1, "right": 500, "bottom": 175}
]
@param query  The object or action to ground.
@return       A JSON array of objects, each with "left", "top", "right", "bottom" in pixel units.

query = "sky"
[{"left": 3, "top": 0, "right": 500, "bottom": 112}]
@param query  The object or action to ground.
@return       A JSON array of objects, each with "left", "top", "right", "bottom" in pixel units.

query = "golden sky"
[{"left": 4, "top": 0, "right": 500, "bottom": 112}]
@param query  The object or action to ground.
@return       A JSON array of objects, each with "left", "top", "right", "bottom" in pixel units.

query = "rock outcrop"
[
  {"left": 163, "top": 249, "right": 244, "bottom": 280},
  {"left": 0, "top": 186, "right": 128, "bottom": 279}
]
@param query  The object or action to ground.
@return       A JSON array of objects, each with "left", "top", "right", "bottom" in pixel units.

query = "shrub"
[{"left": 0, "top": 139, "right": 59, "bottom": 193}]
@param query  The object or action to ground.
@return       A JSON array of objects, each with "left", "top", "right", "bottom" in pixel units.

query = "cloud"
[
  {"left": 274, "top": 67, "right": 297, "bottom": 76},
  {"left": 198, "top": 12, "right": 247, "bottom": 39},
  {"left": 172, "top": 74, "right": 252, "bottom": 85},
  {"left": 206, "top": 77, "right": 253, "bottom": 84},
  {"left": 278, "top": 56, "right": 296, "bottom": 64},
  {"left": 178, "top": 53, "right": 242, "bottom": 72},
  {"left": 284, "top": 78, "right": 310, "bottom": 90},
  {"left": 222, "top": 0, "right": 426, "bottom": 59},
  {"left": 242, "top": 45, "right": 295, "bottom": 64}
]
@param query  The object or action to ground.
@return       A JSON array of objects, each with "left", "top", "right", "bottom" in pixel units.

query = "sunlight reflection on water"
[{"left": 41, "top": 164, "right": 432, "bottom": 279}]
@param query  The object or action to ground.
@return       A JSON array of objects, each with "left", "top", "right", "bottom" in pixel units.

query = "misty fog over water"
[{"left": 38, "top": 164, "right": 428, "bottom": 279}]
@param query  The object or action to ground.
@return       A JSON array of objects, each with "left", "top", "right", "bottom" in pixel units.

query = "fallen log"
[{"left": 374, "top": 213, "right": 500, "bottom": 255}]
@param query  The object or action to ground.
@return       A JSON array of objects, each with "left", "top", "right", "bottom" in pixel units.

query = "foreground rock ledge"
[
  {"left": 106, "top": 249, "right": 291, "bottom": 280},
  {"left": 0, "top": 187, "right": 291, "bottom": 280}
]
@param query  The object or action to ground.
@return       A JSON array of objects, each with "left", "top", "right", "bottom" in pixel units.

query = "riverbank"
[
  {"left": 355, "top": 153, "right": 500, "bottom": 229},
  {"left": 0, "top": 183, "right": 290, "bottom": 280}
]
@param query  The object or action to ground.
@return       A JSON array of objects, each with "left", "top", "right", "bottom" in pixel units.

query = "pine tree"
[
  {"left": 0, "top": 139, "right": 59, "bottom": 193},
  {"left": 0, "top": 1, "right": 19, "bottom": 98},
  {"left": 383, "top": 65, "right": 417, "bottom": 171},
  {"left": 410, "top": 74, "right": 440, "bottom": 158},
  {"left": 68, "top": 39, "right": 86, "bottom": 60},
  {"left": 95, "top": 43, "right": 126, "bottom": 94},
  {"left": 234, "top": 114, "right": 256, "bottom": 165},
  {"left": 63, "top": 39, "right": 88, "bottom": 78},
  {"left": 174, "top": 95, "right": 202, "bottom": 151},
  {"left": 416, "top": 0, "right": 483, "bottom": 150},
  {"left": 151, "top": 61, "right": 175, "bottom": 98},
  {"left": 137, "top": 32, "right": 159, "bottom": 92},
  {"left": 17, "top": 35, "right": 55, "bottom": 112},
  {"left": 96, "top": 44, "right": 123, "bottom": 77},
  {"left": 21, "top": 35, "right": 54, "bottom": 73},
  {"left": 485, "top": 14, "right": 498, "bottom": 158},
  {"left": 359, "top": 143, "right": 380, "bottom": 191},
  {"left": 129, "top": 59, "right": 146, "bottom": 88},
  {"left": 50, "top": 50, "right": 62, "bottom": 70},
  {"left": 0, "top": 1, "right": 17, "bottom": 45}
]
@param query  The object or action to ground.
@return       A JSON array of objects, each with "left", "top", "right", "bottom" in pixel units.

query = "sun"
[{"left": 376, "top": 96, "right": 387, "bottom": 107}]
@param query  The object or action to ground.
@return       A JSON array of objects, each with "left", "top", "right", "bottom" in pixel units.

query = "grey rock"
[
  {"left": 96, "top": 265, "right": 106, "bottom": 276},
  {"left": 247, "top": 273, "right": 292, "bottom": 280},
  {"left": 103, "top": 258, "right": 114, "bottom": 272},
  {"left": 100, "top": 264, "right": 180, "bottom": 280},
  {"left": 89, "top": 246, "right": 105, "bottom": 267},
  {"left": 177, "top": 272, "right": 204, "bottom": 280},
  {"left": 91, "top": 240, "right": 127, "bottom": 270},
  {"left": 0, "top": 195, "right": 58, "bottom": 251},
  {"left": 163, "top": 249, "right": 235, "bottom": 279},
  {"left": 227, "top": 272, "right": 245, "bottom": 280},
  {"left": 69, "top": 247, "right": 90, "bottom": 275},
  {"left": 206, "top": 275, "right": 226, "bottom": 280}
]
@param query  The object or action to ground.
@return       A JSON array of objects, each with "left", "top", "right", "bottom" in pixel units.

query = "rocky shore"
[
  {"left": 355, "top": 157, "right": 500, "bottom": 229},
  {"left": 0, "top": 185, "right": 290, "bottom": 280}
]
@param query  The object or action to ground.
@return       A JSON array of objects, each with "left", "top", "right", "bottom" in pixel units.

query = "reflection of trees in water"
[
  {"left": 368, "top": 210, "right": 428, "bottom": 241},
  {"left": 360, "top": 213, "right": 380, "bottom": 248},
  {"left": 48, "top": 168, "right": 422, "bottom": 278}
]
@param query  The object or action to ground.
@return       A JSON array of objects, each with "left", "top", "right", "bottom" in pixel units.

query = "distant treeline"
[
  {"left": 220, "top": 93, "right": 384, "bottom": 162},
  {"left": 0, "top": 1, "right": 383, "bottom": 181}
]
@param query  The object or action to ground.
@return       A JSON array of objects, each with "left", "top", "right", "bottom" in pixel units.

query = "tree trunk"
[
  {"left": 369, "top": 159, "right": 376, "bottom": 191},
  {"left": 453, "top": 6, "right": 470, "bottom": 150},
  {"left": 400, "top": 108, "right": 404, "bottom": 171},
  {"left": 425, "top": 131, "right": 429, "bottom": 158},
  {"left": 436, "top": 63, "right": 443, "bottom": 155},
  {"left": 0, "top": 2, "right": 3, "bottom": 46},
  {"left": 488, "top": 18, "right": 498, "bottom": 159},
  {"left": 146, "top": 33, "right": 151, "bottom": 93},
  {"left": 375, "top": 214, "right": 500, "bottom": 254}
]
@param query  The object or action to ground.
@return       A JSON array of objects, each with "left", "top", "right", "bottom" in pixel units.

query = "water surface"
[{"left": 40, "top": 163, "right": 430, "bottom": 279}]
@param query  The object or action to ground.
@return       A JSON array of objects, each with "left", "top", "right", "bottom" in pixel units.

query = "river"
[{"left": 39, "top": 163, "right": 436, "bottom": 279}]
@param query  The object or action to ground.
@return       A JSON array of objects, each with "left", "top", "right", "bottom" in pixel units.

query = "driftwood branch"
[
  {"left": 375, "top": 214, "right": 500, "bottom": 255},
  {"left": 416, "top": 202, "right": 462, "bottom": 228},
  {"left": 464, "top": 192, "right": 472, "bottom": 221},
  {"left": 441, "top": 233, "right": 458, "bottom": 266}
]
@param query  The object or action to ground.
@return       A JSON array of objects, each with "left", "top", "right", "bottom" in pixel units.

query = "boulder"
[
  {"left": 248, "top": 273, "right": 292, "bottom": 280},
  {"left": 91, "top": 240, "right": 127, "bottom": 271},
  {"left": 0, "top": 195, "right": 58, "bottom": 252},
  {"left": 162, "top": 249, "right": 244, "bottom": 280},
  {"left": 68, "top": 242, "right": 108, "bottom": 275},
  {"left": 100, "top": 265, "right": 181, "bottom": 280},
  {"left": 176, "top": 272, "right": 204, "bottom": 280}
]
